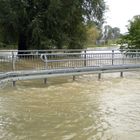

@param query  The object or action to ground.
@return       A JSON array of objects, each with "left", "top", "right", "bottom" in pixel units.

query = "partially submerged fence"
[
  {"left": 0, "top": 49, "right": 140, "bottom": 72},
  {"left": 0, "top": 49, "right": 140, "bottom": 87}
]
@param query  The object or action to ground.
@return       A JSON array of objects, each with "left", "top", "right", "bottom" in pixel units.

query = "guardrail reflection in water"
[{"left": 0, "top": 49, "right": 140, "bottom": 72}]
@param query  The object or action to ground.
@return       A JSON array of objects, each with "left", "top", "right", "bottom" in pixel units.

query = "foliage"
[
  {"left": 86, "top": 21, "right": 100, "bottom": 45},
  {"left": 0, "top": 0, "right": 106, "bottom": 50},
  {"left": 119, "top": 15, "right": 140, "bottom": 50}
]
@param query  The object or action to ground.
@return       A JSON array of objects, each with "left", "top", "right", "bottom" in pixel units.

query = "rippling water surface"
[{"left": 0, "top": 72, "right": 140, "bottom": 140}]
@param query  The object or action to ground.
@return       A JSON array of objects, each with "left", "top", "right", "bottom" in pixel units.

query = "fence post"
[
  {"left": 12, "top": 51, "right": 16, "bottom": 87},
  {"left": 112, "top": 50, "right": 114, "bottom": 65},
  {"left": 122, "top": 52, "right": 125, "bottom": 65},
  {"left": 136, "top": 50, "right": 138, "bottom": 64},
  {"left": 45, "top": 55, "right": 48, "bottom": 69},
  {"left": 84, "top": 50, "right": 87, "bottom": 67},
  {"left": 44, "top": 55, "right": 48, "bottom": 84},
  {"left": 12, "top": 51, "right": 15, "bottom": 71}
]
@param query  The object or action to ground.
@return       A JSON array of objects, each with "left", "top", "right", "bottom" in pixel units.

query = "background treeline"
[
  {"left": 118, "top": 15, "right": 140, "bottom": 50},
  {"left": 0, "top": 0, "right": 106, "bottom": 50}
]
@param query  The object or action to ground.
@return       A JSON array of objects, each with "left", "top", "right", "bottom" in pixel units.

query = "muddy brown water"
[{"left": 0, "top": 72, "right": 140, "bottom": 140}]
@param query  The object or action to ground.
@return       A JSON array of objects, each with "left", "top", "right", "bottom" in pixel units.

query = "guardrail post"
[
  {"left": 112, "top": 50, "right": 114, "bottom": 65},
  {"left": 44, "top": 78, "right": 48, "bottom": 84},
  {"left": 120, "top": 72, "right": 123, "bottom": 78},
  {"left": 12, "top": 81, "right": 16, "bottom": 87},
  {"left": 98, "top": 73, "right": 101, "bottom": 80},
  {"left": 73, "top": 75, "right": 76, "bottom": 81}
]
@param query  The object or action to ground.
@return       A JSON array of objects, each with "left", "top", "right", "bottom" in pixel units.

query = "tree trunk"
[
  {"left": 57, "top": 41, "right": 63, "bottom": 49},
  {"left": 18, "top": 32, "right": 27, "bottom": 55}
]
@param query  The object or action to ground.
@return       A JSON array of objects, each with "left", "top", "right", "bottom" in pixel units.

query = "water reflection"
[{"left": 0, "top": 72, "right": 140, "bottom": 140}]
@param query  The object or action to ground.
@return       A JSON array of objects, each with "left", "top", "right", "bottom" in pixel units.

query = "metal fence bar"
[{"left": 0, "top": 49, "right": 140, "bottom": 72}]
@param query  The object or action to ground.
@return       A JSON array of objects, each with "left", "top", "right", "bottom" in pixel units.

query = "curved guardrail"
[{"left": 1, "top": 64, "right": 140, "bottom": 87}]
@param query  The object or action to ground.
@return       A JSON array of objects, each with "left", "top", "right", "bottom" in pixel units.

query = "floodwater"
[{"left": 0, "top": 72, "right": 140, "bottom": 140}]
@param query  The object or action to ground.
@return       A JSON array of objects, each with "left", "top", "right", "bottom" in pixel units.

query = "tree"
[
  {"left": 101, "top": 25, "right": 121, "bottom": 42},
  {"left": 119, "top": 15, "right": 140, "bottom": 50},
  {"left": 86, "top": 21, "right": 100, "bottom": 45},
  {"left": 0, "top": 0, "right": 106, "bottom": 50},
  {"left": 112, "top": 27, "right": 121, "bottom": 39}
]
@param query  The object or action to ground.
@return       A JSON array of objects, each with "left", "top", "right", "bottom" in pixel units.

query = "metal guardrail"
[
  {"left": 1, "top": 64, "right": 140, "bottom": 87},
  {"left": 0, "top": 49, "right": 140, "bottom": 87}
]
